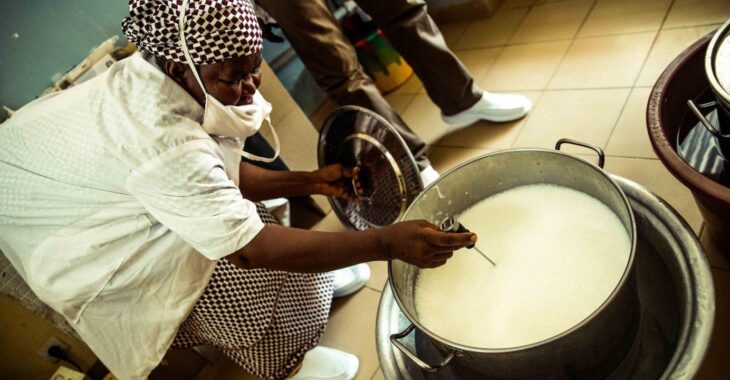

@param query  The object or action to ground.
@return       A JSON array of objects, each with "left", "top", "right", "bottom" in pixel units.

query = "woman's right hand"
[{"left": 379, "top": 220, "right": 476, "bottom": 268}]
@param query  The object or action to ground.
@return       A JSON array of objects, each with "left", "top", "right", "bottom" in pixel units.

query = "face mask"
[{"left": 177, "top": 0, "right": 279, "bottom": 163}]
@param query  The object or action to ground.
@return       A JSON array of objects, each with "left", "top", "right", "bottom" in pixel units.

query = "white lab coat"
[{"left": 0, "top": 52, "right": 264, "bottom": 379}]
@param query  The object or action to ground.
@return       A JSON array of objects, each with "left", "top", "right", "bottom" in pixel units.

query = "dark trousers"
[{"left": 257, "top": 0, "right": 483, "bottom": 168}]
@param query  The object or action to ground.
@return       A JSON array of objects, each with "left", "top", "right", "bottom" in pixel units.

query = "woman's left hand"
[{"left": 310, "top": 164, "right": 360, "bottom": 200}]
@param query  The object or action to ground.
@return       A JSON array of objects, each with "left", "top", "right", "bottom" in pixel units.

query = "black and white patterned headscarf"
[{"left": 122, "top": 0, "right": 262, "bottom": 65}]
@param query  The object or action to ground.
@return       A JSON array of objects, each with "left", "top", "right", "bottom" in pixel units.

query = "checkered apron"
[{"left": 172, "top": 203, "right": 334, "bottom": 379}]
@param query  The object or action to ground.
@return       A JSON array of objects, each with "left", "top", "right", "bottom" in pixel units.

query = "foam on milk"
[{"left": 414, "top": 184, "right": 631, "bottom": 349}]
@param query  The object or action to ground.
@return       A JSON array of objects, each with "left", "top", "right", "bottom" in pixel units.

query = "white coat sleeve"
[{"left": 126, "top": 139, "right": 265, "bottom": 260}]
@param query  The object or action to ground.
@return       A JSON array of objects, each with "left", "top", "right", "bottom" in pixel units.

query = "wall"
[{"left": 0, "top": 1, "right": 129, "bottom": 112}]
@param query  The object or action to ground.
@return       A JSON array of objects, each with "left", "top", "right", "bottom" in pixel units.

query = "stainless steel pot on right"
[{"left": 388, "top": 140, "right": 639, "bottom": 379}]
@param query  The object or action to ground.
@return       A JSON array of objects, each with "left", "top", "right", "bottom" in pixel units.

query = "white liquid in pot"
[{"left": 414, "top": 184, "right": 631, "bottom": 349}]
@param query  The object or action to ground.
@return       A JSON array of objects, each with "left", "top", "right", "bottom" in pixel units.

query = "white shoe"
[
  {"left": 289, "top": 346, "right": 359, "bottom": 380},
  {"left": 419, "top": 164, "right": 440, "bottom": 187},
  {"left": 332, "top": 264, "right": 371, "bottom": 298},
  {"left": 442, "top": 91, "right": 532, "bottom": 128}
]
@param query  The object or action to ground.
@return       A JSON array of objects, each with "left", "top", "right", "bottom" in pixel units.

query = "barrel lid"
[
  {"left": 716, "top": 33, "right": 730, "bottom": 93},
  {"left": 318, "top": 106, "right": 423, "bottom": 230},
  {"left": 707, "top": 19, "right": 730, "bottom": 101}
]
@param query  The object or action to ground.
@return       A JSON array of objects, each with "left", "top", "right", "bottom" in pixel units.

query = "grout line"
[
  {"left": 446, "top": 22, "right": 470, "bottom": 50},
  {"left": 503, "top": 4, "right": 533, "bottom": 47},
  {"left": 464, "top": 3, "right": 534, "bottom": 82},
  {"left": 603, "top": 0, "right": 675, "bottom": 152},
  {"left": 388, "top": 92, "right": 418, "bottom": 115},
  {"left": 365, "top": 284, "right": 384, "bottom": 293},
  {"left": 534, "top": 0, "right": 597, "bottom": 93},
  {"left": 602, "top": 88, "right": 636, "bottom": 151},
  {"left": 452, "top": 37, "right": 574, "bottom": 52},
  {"left": 493, "top": 86, "right": 634, "bottom": 92},
  {"left": 450, "top": 22, "right": 717, "bottom": 54},
  {"left": 661, "top": 22, "right": 725, "bottom": 31},
  {"left": 369, "top": 366, "right": 382, "bottom": 380},
  {"left": 631, "top": 0, "right": 674, "bottom": 89}
]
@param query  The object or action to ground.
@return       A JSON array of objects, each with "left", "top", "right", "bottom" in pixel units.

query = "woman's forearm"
[
  {"left": 238, "top": 162, "right": 315, "bottom": 201},
  {"left": 229, "top": 224, "right": 388, "bottom": 272},
  {"left": 229, "top": 221, "right": 477, "bottom": 272}
]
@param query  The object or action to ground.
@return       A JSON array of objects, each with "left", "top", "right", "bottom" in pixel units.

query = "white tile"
[
  {"left": 481, "top": 41, "right": 570, "bottom": 91},
  {"left": 663, "top": 0, "right": 730, "bottom": 29},
  {"left": 549, "top": 32, "right": 656, "bottom": 89},
  {"left": 513, "top": 89, "right": 631, "bottom": 152},
  {"left": 455, "top": 7, "right": 529, "bottom": 49},
  {"left": 605, "top": 87, "right": 658, "bottom": 158},
  {"left": 510, "top": 0, "right": 593, "bottom": 43},
  {"left": 635, "top": 25, "right": 720, "bottom": 87},
  {"left": 578, "top": 0, "right": 671, "bottom": 37}
]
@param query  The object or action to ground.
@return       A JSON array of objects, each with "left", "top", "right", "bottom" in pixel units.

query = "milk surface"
[{"left": 414, "top": 184, "right": 631, "bottom": 349}]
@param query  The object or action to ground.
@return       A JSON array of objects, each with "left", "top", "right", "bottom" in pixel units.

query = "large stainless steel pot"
[{"left": 388, "top": 140, "right": 639, "bottom": 379}]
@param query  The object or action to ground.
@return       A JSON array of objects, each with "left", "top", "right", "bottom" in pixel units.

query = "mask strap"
[
  {"left": 232, "top": 116, "right": 281, "bottom": 163},
  {"left": 178, "top": 0, "right": 207, "bottom": 93}
]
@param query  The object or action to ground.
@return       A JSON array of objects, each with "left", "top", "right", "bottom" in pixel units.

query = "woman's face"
[{"left": 172, "top": 52, "right": 263, "bottom": 107}]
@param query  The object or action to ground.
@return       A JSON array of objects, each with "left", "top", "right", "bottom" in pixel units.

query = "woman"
[{"left": 0, "top": 0, "right": 474, "bottom": 379}]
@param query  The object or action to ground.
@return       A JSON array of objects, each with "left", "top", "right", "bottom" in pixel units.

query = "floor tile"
[
  {"left": 549, "top": 32, "right": 656, "bottom": 89},
  {"left": 319, "top": 288, "right": 383, "bottom": 380},
  {"left": 500, "top": 0, "right": 537, "bottom": 10},
  {"left": 371, "top": 367, "right": 386, "bottom": 380},
  {"left": 400, "top": 94, "right": 451, "bottom": 145},
  {"left": 366, "top": 260, "right": 389, "bottom": 292},
  {"left": 311, "top": 212, "right": 348, "bottom": 233},
  {"left": 388, "top": 74, "right": 423, "bottom": 96},
  {"left": 437, "top": 21, "right": 471, "bottom": 48},
  {"left": 635, "top": 25, "right": 720, "bottom": 87},
  {"left": 577, "top": 0, "right": 671, "bottom": 37},
  {"left": 701, "top": 225, "right": 730, "bottom": 271},
  {"left": 513, "top": 89, "right": 630, "bottom": 152},
  {"left": 194, "top": 356, "right": 260, "bottom": 380},
  {"left": 384, "top": 93, "right": 416, "bottom": 115},
  {"left": 509, "top": 0, "right": 593, "bottom": 44},
  {"left": 603, "top": 157, "right": 704, "bottom": 233},
  {"left": 695, "top": 267, "right": 730, "bottom": 380},
  {"left": 454, "top": 7, "right": 529, "bottom": 49},
  {"left": 663, "top": 0, "right": 730, "bottom": 29},
  {"left": 455, "top": 47, "right": 503, "bottom": 85},
  {"left": 605, "top": 87, "right": 658, "bottom": 159},
  {"left": 310, "top": 100, "right": 339, "bottom": 132},
  {"left": 480, "top": 40, "right": 570, "bottom": 91},
  {"left": 437, "top": 92, "right": 543, "bottom": 149},
  {"left": 428, "top": 146, "right": 498, "bottom": 173}
]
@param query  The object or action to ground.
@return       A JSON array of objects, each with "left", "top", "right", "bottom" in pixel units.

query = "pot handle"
[
  {"left": 555, "top": 138, "right": 605, "bottom": 168},
  {"left": 390, "top": 323, "right": 457, "bottom": 373},
  {"left": 687, "top": 99, "right": 730, "bottom": 138}
]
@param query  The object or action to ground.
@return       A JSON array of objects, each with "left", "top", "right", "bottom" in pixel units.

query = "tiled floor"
[{"left": 213, "top": 0, "right": 730, "bottom": 379}]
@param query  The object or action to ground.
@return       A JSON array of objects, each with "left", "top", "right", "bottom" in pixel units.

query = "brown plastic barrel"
[{"left": 647, "top": 32, "right": 730, "bottom": 251}]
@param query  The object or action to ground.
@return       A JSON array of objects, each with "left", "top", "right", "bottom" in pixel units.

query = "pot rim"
[
  {"left": 706, "top": 18, "right": 730, "bottom": 106},
  {"left": 388, "top": 147, "right": 638, "bottom": 354}
]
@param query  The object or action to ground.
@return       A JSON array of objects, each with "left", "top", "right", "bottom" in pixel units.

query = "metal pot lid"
[
  {"left": 706, "top": 19, "right": 730, "bottom": 102},
  {"left": 318, "top": 106, "right": 423, "bottom": 230}
]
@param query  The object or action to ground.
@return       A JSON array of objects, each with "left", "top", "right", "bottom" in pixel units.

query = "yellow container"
[{"left": 354, "top": 30, "right": 413, "bottom": 94}]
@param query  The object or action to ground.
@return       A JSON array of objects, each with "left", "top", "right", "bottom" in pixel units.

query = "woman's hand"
[
  {"left": 378, "top": 220, "right": 476, "bottom": 268},
  {"left": 309, "top": 164, "right": 361, "bottom": 200}
]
